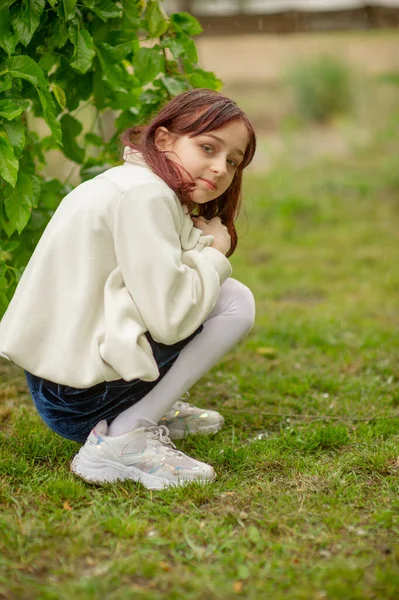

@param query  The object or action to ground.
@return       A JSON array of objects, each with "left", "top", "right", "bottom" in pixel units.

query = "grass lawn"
[{"left": 1, "top": 129, "right": 399, "bottom": 599}]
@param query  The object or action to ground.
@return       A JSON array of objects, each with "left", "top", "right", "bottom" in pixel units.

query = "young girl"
[{"left": 0, "top": 89, "right": 256, "bottom": 490}]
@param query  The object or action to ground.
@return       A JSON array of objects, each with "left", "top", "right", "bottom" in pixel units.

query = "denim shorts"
[{"left": 25, "top": 327, "right": 202, "bottom": 443}]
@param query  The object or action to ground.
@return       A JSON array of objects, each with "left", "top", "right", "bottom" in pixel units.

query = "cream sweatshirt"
[{"left": 0, "top": 152, "right": 232, "bottom": 387}]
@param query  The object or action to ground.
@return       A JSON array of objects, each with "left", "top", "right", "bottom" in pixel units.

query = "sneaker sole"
[
  {"left": 70, "top": 447, "right": 216, "bottom": 490},
  {"left": 167, "top": 422, "right": 224, "bottom": 440}
]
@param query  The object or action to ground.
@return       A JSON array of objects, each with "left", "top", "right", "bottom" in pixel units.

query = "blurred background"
[
  {"left": 36, "top": 0, "right": 399, "bottom": 185},
  {"left": 164, "top": 0, "right": 399, "bottom": 174},
  {"left": 38, "top": 1, "right": 399, "bottom": 182}
]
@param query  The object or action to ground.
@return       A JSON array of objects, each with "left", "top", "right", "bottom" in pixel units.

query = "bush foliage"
[
  {"left": 0, "top": 0, "right": 220, "bottom": 316},
  {"left": 286, "top": 54, "right": 352, "bottom": 123}
]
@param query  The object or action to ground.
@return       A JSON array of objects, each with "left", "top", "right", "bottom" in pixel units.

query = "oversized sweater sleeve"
[{"left": 114, "top": 181, "right": 232, "bottom": 345}]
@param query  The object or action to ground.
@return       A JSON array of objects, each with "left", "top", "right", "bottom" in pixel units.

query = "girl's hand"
[{"left": 192, "top": 216, "right": 231, "bottom": 256}]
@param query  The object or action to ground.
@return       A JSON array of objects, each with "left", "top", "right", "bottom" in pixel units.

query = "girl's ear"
[{"left": 154, "top": 127, "right": 176, "bottom": 151}]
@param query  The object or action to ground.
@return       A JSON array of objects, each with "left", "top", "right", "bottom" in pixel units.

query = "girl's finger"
[{"left": 192, "top": 216, "right": 209, "bottom": 224}]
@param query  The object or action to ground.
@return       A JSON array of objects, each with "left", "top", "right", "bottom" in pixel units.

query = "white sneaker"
[
  {"left": 159, "top": 394, "right": 224, "bottom": 440},
  {"left": 70, "top": 420, "right": 216, "bottom": 490}
]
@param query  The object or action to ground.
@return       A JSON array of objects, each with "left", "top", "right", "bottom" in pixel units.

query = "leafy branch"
[{"left": 0, "top": 0, "right": 221, "bottom": 316}]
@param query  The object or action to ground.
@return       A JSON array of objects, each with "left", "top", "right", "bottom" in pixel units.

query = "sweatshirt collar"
[{"left": 123, "top": 147, "right": 147, "bottom": 168}]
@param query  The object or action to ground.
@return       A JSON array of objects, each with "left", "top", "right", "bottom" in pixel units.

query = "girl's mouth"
[{"left": 199, "top": 178, "right": 217, "bottom": 190}]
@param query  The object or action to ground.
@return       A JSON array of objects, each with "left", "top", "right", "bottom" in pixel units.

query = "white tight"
[{"left": 108, "top": 278, "right": 255, "bottom": 437}]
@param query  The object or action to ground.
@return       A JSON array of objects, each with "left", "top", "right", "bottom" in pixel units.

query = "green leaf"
[
  {"left": 38, "top": 52, "right": 59, "bottom": 73},
  {"left": 163, "top": 33, "right": 198, "bottom": 64},
  {"left": 161, "top": 76, "right": 188, "bottom": 96},
  {"left": 107, "top": 29, "right": 140, "bottom": 48},
  {"left": 188, "top": 68, "right": 222, "bottom": 91},
  {"left": 40, "top": 178, "right": 64, "bottom": 210},
  {"left": 52, "top": 84, "right": 66, "bottom": 110},
  {"left": 180, "top": 35, "right": 198, "bottom": 65},
  {"left": 2, "top": 120, "right": 26, "bottom": 158},
  {"left": 0, "top": 240, "right": 19, "bottom": 254},
  {"left": 0, "top": 261, "right": 6, "bottom": 281},
  {"left": 140, "top": 88, "right": 164, "bottom": 106},
  {"left": 7, "top": 55, "right": 48, "bottom": 88},
  {"left": 170, "top": 12, "right": 203, "bottom": 36},
  {"left": 96, "top": 42, "right": 129, "bottom": 92},
  {"left": 85, "top": 133, "right": 104, "bottom": 147},
  {"left": 1, "top": 220, "right": 15, "bottom": 241},
  {"left": 24, "top": 130, "right": 44, "bottom": 164},
  {"left": 146, "top": 0, "right": 168, "bottom": 38},
  {"left": 0, "top": 74, "right": 13, "bottom": 93},
  {"left": 37, "top": 88, "right": 62, "bottom": 145},
  {"left": 0, "top": 99, "right": 30, "bottom": 121},
  {"left": 132, "top": 46, "right": 165, "bottom": 86},
  {"left": 53, "top": 61, "right": 93, "bottom": 111},
  {"left": 46, "top": 19, "right": 69, "bottom": 50},
  {"left": 112, "top": 40, "right": 140, "bottom": 62},
  {"left": 0, "top": 134, "right": 19, "bottom": 187},
  {"left": 4, "top": 170, "right": 41, "bottom": 235},
  {"left": 122, "top": 0, "right": 140, "bottom": 28},
  {"left": 0, "top": 291, "right": 9, "bottom": 317},
  {"left": 114, "top": 109, "right": 139, "bottom": 133},
  {"left": 92, "top": 67, "right": 106, "bottom": 109},
  {"left": 69, "top": 26, "right": 95, "bottom": 74},
  {"left": 83, "top": 0, "right": 120, "bottom": 22},
  {"left": 108, "top": 89, "right": 141, "bottom": 111},
  {"left": 60, "top": 114, "right": 84, "bottom": 163},
  {"left": 37, "top": 135, "right": 58, "bottom": 152},
  {"left": 0, "top": 6, "right": 18, "bottom": 55},
  {"left": 62, "top": 0, "right": 77, "bottom": 20},
  {"left": 137, "top": 88, "right": 168, "bottom": 121},
  {"left": 11, "top": 0, "right": 45, "bottom": 47}
]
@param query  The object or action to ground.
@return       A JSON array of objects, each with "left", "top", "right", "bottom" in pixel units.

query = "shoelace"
[
  {"left": 174, "top": 391, "right": 192, "bottom": 411},
  {"left": 147, "top": 424, "right": 181, "bottom": 455},
  {"left": 173, "top": 400, "right": 192, "bottom": 410}
]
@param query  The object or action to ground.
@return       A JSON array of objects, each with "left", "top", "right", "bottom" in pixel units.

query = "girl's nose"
[{"left": 211, "top": 156, "right": 227, "bottom": 177}]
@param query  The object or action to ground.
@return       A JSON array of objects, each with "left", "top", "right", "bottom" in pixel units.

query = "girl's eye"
[
  {"left": 227, "top": 158, "right": 238, "bottom": 168},
  {"left": 202, "top": 145, "right": 214, "bottom": 154}
]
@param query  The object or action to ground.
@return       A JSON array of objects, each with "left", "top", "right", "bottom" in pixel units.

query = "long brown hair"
[{"left": 121, "top": 89, "right": 256, "bottom": 257}]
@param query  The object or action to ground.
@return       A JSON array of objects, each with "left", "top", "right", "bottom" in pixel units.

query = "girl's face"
[{"left": 155, "top": 119, "right": 249, "bottom": 204}]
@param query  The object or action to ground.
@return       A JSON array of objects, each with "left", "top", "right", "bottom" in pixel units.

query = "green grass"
[{"left": 1, "top": 132, "right": 399, "bottom": 599}]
